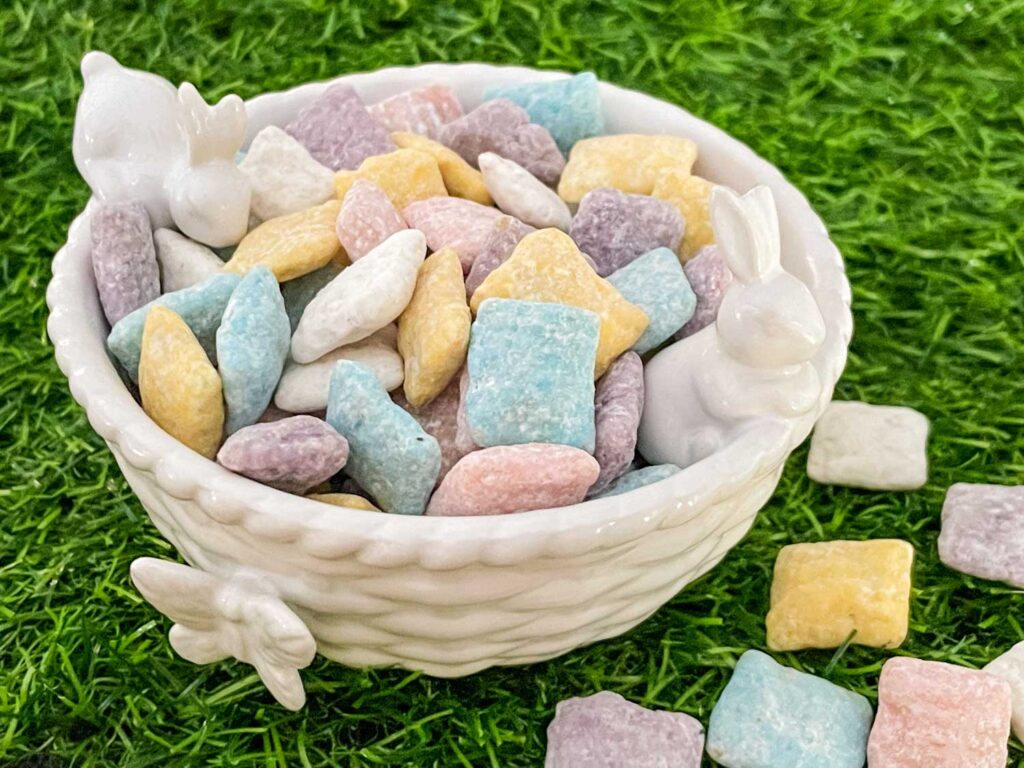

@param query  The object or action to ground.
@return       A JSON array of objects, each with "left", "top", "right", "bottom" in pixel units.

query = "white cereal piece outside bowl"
[{"left": 47, "top": 63, "right": 852, "bottom": 710}]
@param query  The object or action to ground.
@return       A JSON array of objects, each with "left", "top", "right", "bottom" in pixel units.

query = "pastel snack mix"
[
  {"left": 224, "top": 199, "right": 344, "bottom": 281},
  {"left": 706, "top": 650, "right": 873, "bottom": 768},
  {"left": 590, "top": 464, "right": 680, "bottom": 499},
  {"left": 557, "top": 134, "right": 698, "bottom": 203},
  {"left": 465, "top": 299, "right": 599, "bottom": 451},
  {"left": 291, "top": 229, "right": 426, "bottom": 364},
  {"left": 938, "top": 482, "right": 1024, "bottom": 587},
  {"left": 544, "top": 690, "right": 704, "bottom": 768},
  {"left": 569, "top": 187, "right": 685, "bottom": 276},
  {"left": 335, "top": 179, "right": 406, "bottom": 261},
  {"left": 216, "top": 415, "right": 349, "bottom": 494},
  {"left": 652, "top": 170, "right": 716, "bottom": 259},
  {"left": 465, "top": 215, "right": 534, "bottom": 296},
  {"left": 484, "top": 72, "right": 604, "bottom": 155},
  {"left": 90, "top": 201, "right": 160, "bottom": 325},
  {"left": 325, "top": 360, "right": 441, "bottom": 515},
  {"left": 107, "top": 272, "right": 241, "bottom": 380},
  {"left": 806, "top": 401, "right": 930, "bottom": 490},
  {"left": 606, "top": 247, "right": 696, "bottom": 354},
  {"left": 216, "top": 266, "right": 291, "bottom": 434},
  {"left": 590, "top": 351, "right": 645, "bottom": 494},
  {"left": 984, "top": 641, "right": 1024, "bottom": 741},
  {"left": 867, "top": 657, "right": 1011, "bottom": 768},
  {"left": 138, "top": 305, "right": 224, "bottom": 459},
  {"left": 470, "top": 228, "right": 648, "bottom": 376},
  {"left": 390, "top": 131, "right": 492, "bottom": 205},
  {"left": 280, "top": 263, "right": 342, "bottom": 332},
  {"left": 332, "top": 148, "right": 447, "bottom": 211},
  {"left": 367, "top": 84, "right": 463, "bottom": 139},
  {"left": 397, "top": 247, "right": 471, "bottom": 407},
  {"left": 153, "top": 228, "right": 224, "bottom": 293},
  {"left": 438, "top": 98, "right": 565, "bottom": 185},
  {"left": 307, "top": 492, "right": 380, "bottom": 512},
  {"left": 427, "top": 444, "right": 599, "bottom": 517},
  {"left": 392, "top": 375, "right": 471, "bottom": 482},
  {"left": 478, "top": 151, "right": 572, "bottom": 230},
  {"left": 285, "top": 82, "right": 395, "bottom": 171},
  {"left": 674, "top": 244, "right": 732, "bottom": 339},
  {"left": 401, "top": 196, "right": 504, "bottom": 272},
  {"left": 238, "top": 125, "right": 334, "bottom": 221},
  {"left": 765, "top": 539, "right": 914, "bottom": 651}
]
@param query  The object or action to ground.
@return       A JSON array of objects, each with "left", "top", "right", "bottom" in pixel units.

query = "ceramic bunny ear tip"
[{"left": 80, "top": 50, "right": 119, "bottom": 80}]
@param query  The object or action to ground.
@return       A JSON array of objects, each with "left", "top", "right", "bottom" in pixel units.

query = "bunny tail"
[{"left": 80, "top": 51, "right": 119, "bottom": 81}]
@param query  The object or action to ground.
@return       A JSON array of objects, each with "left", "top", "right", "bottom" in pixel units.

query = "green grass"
[{"left": 1, "top": 0, "right": 1023, "bottom": 764}]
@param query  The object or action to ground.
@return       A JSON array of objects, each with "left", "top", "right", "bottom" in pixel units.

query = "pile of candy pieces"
[{"left": 545, "top": 403, "right": 1024, "bottom": 767}]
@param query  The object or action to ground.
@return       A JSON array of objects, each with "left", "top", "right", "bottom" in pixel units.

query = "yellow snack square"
[
  {"left": 766, "top": 539, "right": 914, "bottom": 651},
  {"left": 333, "top": 148, "right": 448, "bottom": 211},
  {"left": 470, "top": 228, "right": 648, "bottom": 377},
  {"left": 652, "top": 170, "right": 715, "bottom": 260},
  {"left": 390, "top": 131, "right": 492, "bottom": 206},
  {"left": 307, "top": 493, "right": 381, "bottom": 512}
]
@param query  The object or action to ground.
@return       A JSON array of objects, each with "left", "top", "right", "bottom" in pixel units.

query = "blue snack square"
[
  {"left": 216, "top": 265, "right": 291, "bottom": 434},
  {"left": 466, "top": 299, "right": 600, "bottom": 452},
  {"left": 707, "top": 650, "right": 873, "bottom": 768},
  {"left": 607, "top": 247, "right": 696, "bottom": 354},
  {"left": 483, "top": 72, "right": 604, "bottom": 154},
  {"left": 326, "top": 360, "right": 441, "bottom": 515}
]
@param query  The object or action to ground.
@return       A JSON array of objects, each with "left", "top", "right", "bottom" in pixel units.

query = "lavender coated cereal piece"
[
  {"left": 465, "top": 215, "right": 534, "bottom": 296},
  {"left": 90, "top": 201, "right": 160, "bottom": 325},
  {"left": 938, "top": 483, "right": 1024, "bottom": 588},
  {"left": 438, "top": 99, "right": 565, "bottom": 185},
  {"left": 590, "top": 352, "right": 645, "bottom": 494},
  {"left": 569, "top": 188, "right": 684, "bottom": 277},
  {"left": 217, "top": 415, "right": 349, "bottom": 494},
  {"left": 285, "top": 83, "right": 395, "bottom": 171},
  {"left": 674, "top": 244, "right": 733, "bottom": 340},
  {"left": 545, "top": 691, "right": 705, "bottom": 768},
  {"left": 454, "top": 367, "right": 477, "bottom": 457}
]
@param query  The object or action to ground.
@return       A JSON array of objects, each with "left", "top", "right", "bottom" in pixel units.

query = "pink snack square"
[
  {"left": 368, "top": 85, "right": 463, "bottom": 139},
  {"left": 867, "top": 657, "right": 1011, "bottom": 768}
]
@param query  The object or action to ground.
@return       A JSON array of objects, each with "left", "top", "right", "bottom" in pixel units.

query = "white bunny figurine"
[
  {"left": 637, "top": 185, "right": 827, "bottom": 469},
  {"left": 72, "top": 51, "right": 251, "bottom": 248}
]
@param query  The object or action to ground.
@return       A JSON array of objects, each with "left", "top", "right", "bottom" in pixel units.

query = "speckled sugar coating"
[
  {"left": 984, "top": 641, "right": 1024, "bottom": 741},
  {"left": 325, "top": 360, "right": 441, "bottom": 515},
  {"left": 570, "top": 187, "right": 685, "bottom": 277},
  {"left": 335, "top": 179, "right": 406, "bottom": 261},
  {"left": 402, "top": 197, "right": 505, "bottom": 272},
  {"left": 464, "top": 215, "right": 534, "bottom": 296},
  {"left": 280, "top": 263, "right": 342, "bottom": 333},
  {"left": 706, "top": 650, "right": 873, "bottom": 768},
  {"left": 938, "top": 482, "right": 1024, "bottom": 588},
  {"left": 153, "top": 228, "right": 224, "bottom": 293},
  {"left": 367, "top": 84, "right": 463, "bottom": 139},
  {"left": 867, "top": 657, "right": 1011, "bottom": 768},
  {"left": 285, "top": 82, "right": 395, "bottom": 171},
  {"left": 438, "top": 99, "right": 565, "bottom": 185},
  {"left": 484, "top": 72, "right": 604, "bottom": 155},
  {"left": 390, "top": 131, "right": 492, "bottom": 205},
  {"left": 478, "top": 152, "right": 572, "bottom": 231},
  {"left": 216, "top": 415, "right": 348, "bottom": 494},
  {"left": 466, "top": 299, "right": 599, "bottom": 451},
  {"left": 589, "top": 464, "right": 680, "bottom": 499},
  {"left": 239, "top": 126, "right": 335, "bottom": 221},
  {"left": 590, "top": 352, "right": 644, "bottom": 494},
  {"left": 216, "top": 266, "right": 291, "bottom": 434},
  {"left": 674, "top": 244, "right": 733, "bottom": 340},
  {"left": 426, "top": 444, "right": 599, "bottom": 517},
  {"left": 107, "top": 272, "right": 240, "bottom": 380},
  {"left": 607, "top": 247, "right": 695, "bottom": 354},
  {"left": 332, "top": 148, "right": 448, "bottom": 212},
  {"left": 544, "top": 691, "right": 704, "bottom": 768},
  {"left": 392, "top": 375, "right": 472, "bottom": 483},
  {"left": 90, "top": 201, "right": 160, "bottom": 325}
]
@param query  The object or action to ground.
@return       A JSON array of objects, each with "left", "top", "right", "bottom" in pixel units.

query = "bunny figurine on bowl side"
[
  {"left": 72, "top": 51, "right": 251, "bottom": 248},
  {"left": 638, "top": 185, "right": 827, "bottom": 469}
]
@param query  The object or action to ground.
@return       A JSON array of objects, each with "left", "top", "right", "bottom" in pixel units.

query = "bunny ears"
[
  {"left": 178, "top": 82, "right": 247, "bottom": 165},
  {"left": 710, "top": 185, "right": 782, "bottom": 284}
]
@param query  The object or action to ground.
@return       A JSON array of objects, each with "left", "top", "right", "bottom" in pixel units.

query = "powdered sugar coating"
[
  {"left": 153, "top": 228, "right": 224, "bottom": 293},
  {"left": 938, "top": 483, "right": 1024, "bottom": 588},
  {"left": 367, "top": 84, "right": 463, "bottom": 139},
  {"left": 392, "top": 374, "right": 472, "bottom": 482},
  {"left": 569, "top": 188, "right": 684, "bottom": 277},
  {"left": 590, "top": 352, "right": 645, "bottom": 494},
  {"left": 438, "top": 99, "right": 565, "bottom": 185},
  {"left": 216, "top": 415, "right": 349, "bottom": 494},
  {"left": 674, "top": 244, "right": 733, "bottom": 340},
  {"left": 478, "top": 151, "right": 572, "bottom": 230},
  {"left": 465, "top": 215, "right": 535, "bottom": 296},
  {"left": 239, "top": 125, "right": 334, "bottom": 220},
  {"left": 402, "top": 197, "right": 505, "bottom": 272},
  {"left": 285, "top": 83, "right": 395, "bottom": 171},
  {"left": 91, "top": 201, "right": 160, "bottom": 325},
  {"left": 426, "top": 443, "right": 599, "bottom": 517},
  {"left": 336, "top": 179, "right": 407, "bottom": 261}
]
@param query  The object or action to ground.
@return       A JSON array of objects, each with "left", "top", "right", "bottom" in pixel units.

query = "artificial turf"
[{"left": 1, "top": 0, "right": 1023, "bottom": 765}]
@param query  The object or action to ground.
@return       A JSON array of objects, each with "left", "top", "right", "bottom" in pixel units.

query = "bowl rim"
[{"left": 47, "top": 61, "right": 852, "bottom": 551}]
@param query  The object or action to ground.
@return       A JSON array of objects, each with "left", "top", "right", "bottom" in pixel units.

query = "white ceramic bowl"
[{"left": 47, "top": 63, "right": 852, "bottom": 708}]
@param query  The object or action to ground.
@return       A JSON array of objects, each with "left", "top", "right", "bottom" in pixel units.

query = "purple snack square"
[
  {"left": 465, "top": 215, "right": 535, "bottom": 296},
  {"left": 286, "top": 83, "right": 395, "bottom": 171},
  {"left": 545, "top": 691, "right": 704, "bottom": 768},
  {"left": 939, "top": 483, "right": 1024, "bottom": 587},
  {"left": 674, "top": 244, "right": 733, "bottom": 340},
  {"left": 90, "top": 201, "right": 160, "bottom": 326},
  {"left": 569, "top": 187, "right": 684, "bottom": 277},
  {"left": 590, "top": 351, "right": 645, "bottom": 494},
  {"left": 438, "top": 99, "right": 565, "bottom": 185}
]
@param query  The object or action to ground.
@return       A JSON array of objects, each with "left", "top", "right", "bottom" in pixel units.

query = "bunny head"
[
  {"left": 168, "top": 83, "right": 252, "bottom": 248},
  {"left": 712, "top": 185, "right": 826, "bottom": 369}
]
